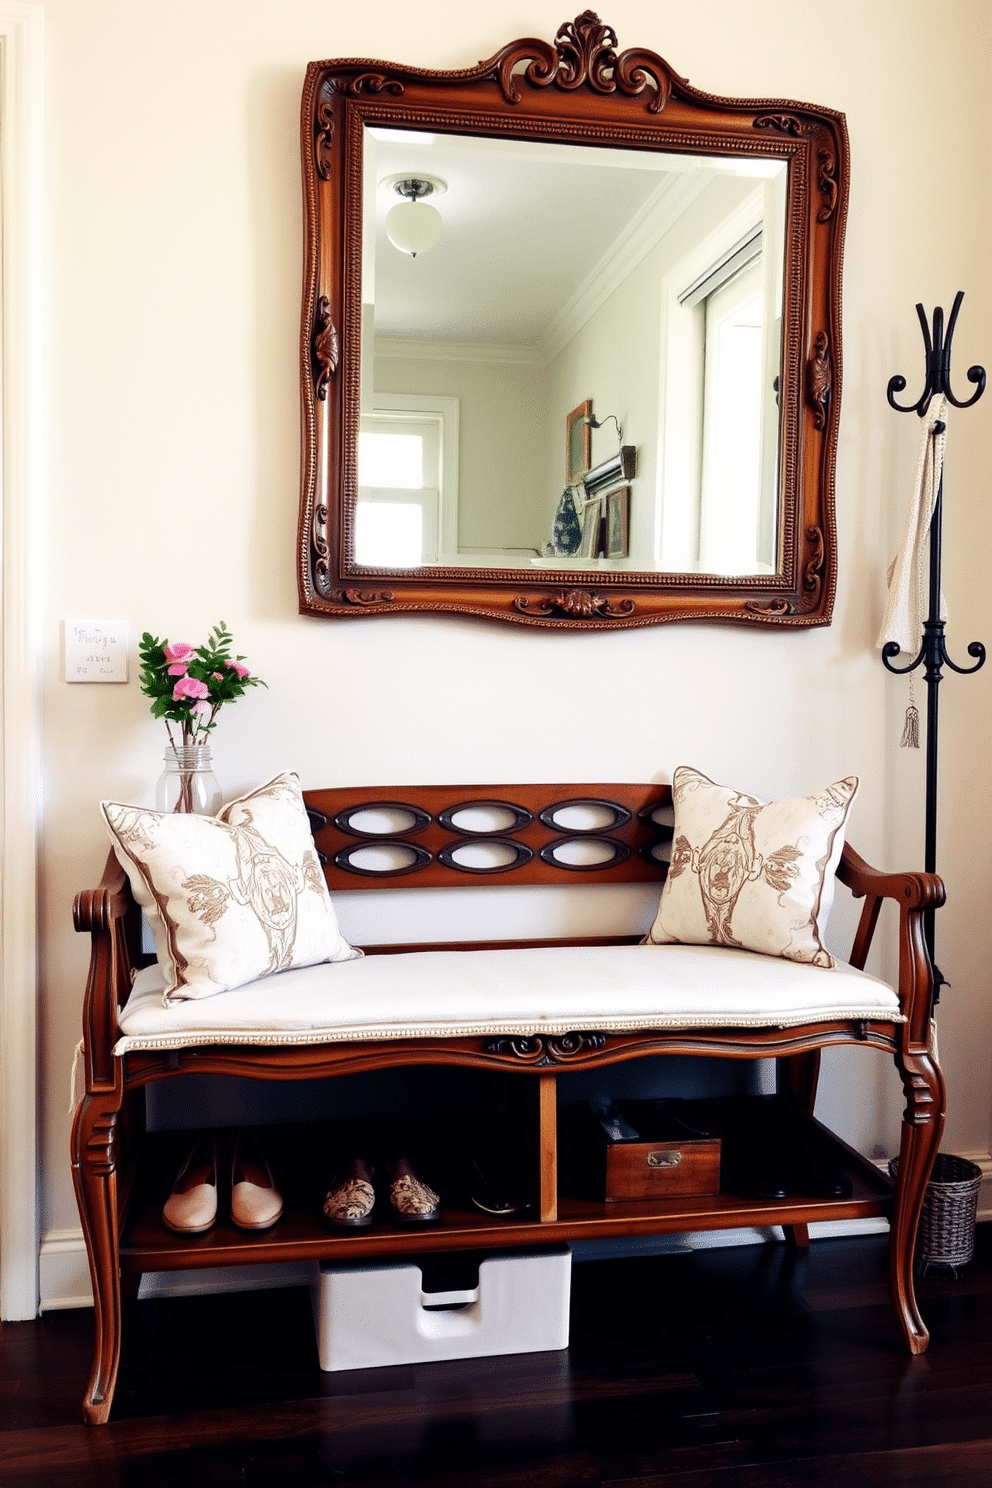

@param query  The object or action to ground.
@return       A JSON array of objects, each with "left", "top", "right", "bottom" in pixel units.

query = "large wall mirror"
[{"left": 298, "top": 13, "right": 847, "bottom": 628}]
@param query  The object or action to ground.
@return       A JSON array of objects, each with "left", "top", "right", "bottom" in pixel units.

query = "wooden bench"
[{"left": 71, "top": 782, "right": 946, "bottom": 1424}]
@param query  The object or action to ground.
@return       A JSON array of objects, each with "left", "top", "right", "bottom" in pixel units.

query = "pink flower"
[
  {"left": 172, "top": 675, "right": 210, "bottom": 702},
  {"left": 164, "top": 643, "right": 195, "bottom": 665},
  {"left": 191, "top": 699, "right": 212, "bottom": 716},
  {"left": 167, "top": 662, "right": 188, "bottom": 676},
  {"left": 211, "top": 672, "right": 223, "bottom": 681},
  {"left": 225, "top": 659, "right": 250, "bottom": 679}
]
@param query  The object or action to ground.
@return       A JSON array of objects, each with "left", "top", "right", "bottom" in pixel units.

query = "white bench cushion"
[{"left": 114, "top": 942, "right": 902, "bottom": 1054}]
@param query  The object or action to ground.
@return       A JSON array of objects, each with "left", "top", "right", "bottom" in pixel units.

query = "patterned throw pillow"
[
  {"left": 102, "top": 772, "right": 360, "bottom": 1004},
  {"left": 645, "top": 766, "right": 859, "bottom": 968}
]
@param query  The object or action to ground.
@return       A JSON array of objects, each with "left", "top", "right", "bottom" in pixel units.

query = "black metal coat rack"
[{"left": 882, "top": 291, "right": 987, "bottom": 999}]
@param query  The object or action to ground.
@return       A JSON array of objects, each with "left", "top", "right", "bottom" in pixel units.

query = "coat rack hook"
[{"left": 886, "top": 290, "right": 986, "bottom": 418}]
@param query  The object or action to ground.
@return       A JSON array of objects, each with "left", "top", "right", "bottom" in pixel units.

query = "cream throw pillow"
[
  {"left": 645, "top": 766, "right": 859, "bottom": 968},
  {"left": 102, "top": 771, "right": 360, "bottom": 1005}
]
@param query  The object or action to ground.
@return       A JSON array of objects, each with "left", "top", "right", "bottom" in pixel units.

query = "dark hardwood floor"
[{"left": 4, "top": 1227, "right": 992, "bottom": 1486}]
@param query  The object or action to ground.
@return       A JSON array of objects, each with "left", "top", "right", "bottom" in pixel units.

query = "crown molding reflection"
[{"left": 375, "top": 336, "right": 543, "bottom": 367}]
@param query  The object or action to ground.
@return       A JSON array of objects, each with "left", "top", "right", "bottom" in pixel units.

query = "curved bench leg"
[
  {"left": 777, "top": 1052, "right": 820, "bottom": 1247},
  {"left": 71, "top": 1091, "right": 123, "bottom": 1425},
  {"left": 890, "top": 1047, "right": 945, "bottom": 1355}
]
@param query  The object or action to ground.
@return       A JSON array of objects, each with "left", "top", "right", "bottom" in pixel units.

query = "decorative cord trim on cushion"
[{"left": 113, "top": 1007, "right": 904, "bottom": 1055}]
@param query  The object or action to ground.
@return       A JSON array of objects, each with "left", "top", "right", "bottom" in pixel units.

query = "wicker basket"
[{"left": 889, "top": 1153, "right": 983, "bottom": 1275}]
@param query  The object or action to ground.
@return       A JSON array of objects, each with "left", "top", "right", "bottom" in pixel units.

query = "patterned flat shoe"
[
  {"left": 388, "top": 1157, "right": 440, "bottom": 1225},
  {"left": 323, "top": 1157, "right": 376, "bottom": 1228}
]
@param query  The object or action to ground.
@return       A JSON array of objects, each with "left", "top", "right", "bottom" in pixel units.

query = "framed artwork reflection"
[
  {"left": 580, "top": 496, "right": 602, "bottom": 559},
  {"left": 605, "top": 485, "right": 629, "bottom": 558},
  {"left": 565, "top": 400, "right": 592, "bottom": 483}
]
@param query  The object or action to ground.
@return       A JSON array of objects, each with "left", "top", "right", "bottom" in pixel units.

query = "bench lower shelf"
[{"left": 119, "top": 1121, "right": 892, "bottom": 1273}]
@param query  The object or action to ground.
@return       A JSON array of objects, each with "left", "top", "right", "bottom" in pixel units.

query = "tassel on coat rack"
[{"left": 900, "top": 685, "right": 920, "bottom": 750}]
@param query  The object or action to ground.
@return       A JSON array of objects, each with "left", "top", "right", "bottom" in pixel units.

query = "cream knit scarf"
[{"left": 877, "top": 396, "right": 948, "bottom": 656}]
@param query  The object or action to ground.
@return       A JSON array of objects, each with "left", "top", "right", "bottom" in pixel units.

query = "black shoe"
[
  {"left": 791, "top": 1120, "right": 853, "bottom": 1199},
  {"left": 468, "top": 1157, "right": 529, "bottom": 1217},
  {"left": 707, "top": 1096, "right": 795, "bottom": 1199}
]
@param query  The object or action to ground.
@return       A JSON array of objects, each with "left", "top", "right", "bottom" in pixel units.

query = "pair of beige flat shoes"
[
  {"left": 163, "top": 1130, "right": 284, "bottom": 1234},
  {"left": 323, "top": 1155, "right": 440, "bottom": 1228}
]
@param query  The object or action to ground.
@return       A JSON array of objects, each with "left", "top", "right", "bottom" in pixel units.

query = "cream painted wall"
[{"left": 35, "top": 0, "right": 992, "bottom": 1282}]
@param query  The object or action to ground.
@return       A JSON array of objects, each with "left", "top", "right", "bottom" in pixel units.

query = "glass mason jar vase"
[{"left": 156, "top": 744, "right": 222, "bottom": 815}]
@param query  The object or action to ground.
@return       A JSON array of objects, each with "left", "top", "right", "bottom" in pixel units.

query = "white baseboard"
[
  {"left": 956, "top": 1150, "right": 992, "bottom": 1221},
  {"left": 35, "top": 1214, "right": 899, "bottom": 1309},
  {"left": 569, "top": 1217, "right": 890, "bottom": 1263},
  {"left": 41, "top": 1150, "right": 992, "bottom": 1309},
  {"left": 138, "top": 1263, "right": 313, "bottom": 1300},
  {"left": 872, "top": 1149, "right": 992, "bottom": 1223},
  {"left": 39, "top": 1229, "right": 313, "bottom": 1310},
  {"left": 38, "top": 1228, "right": 94, "bottom": 1311}
]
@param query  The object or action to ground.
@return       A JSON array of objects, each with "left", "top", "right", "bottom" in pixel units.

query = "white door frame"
[{"left": 0, "top": 1, "right": 43, "bottom": 1321}]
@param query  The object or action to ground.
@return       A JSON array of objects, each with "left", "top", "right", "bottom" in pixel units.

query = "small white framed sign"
[{"left": 64, "top": 619, "right": 129, "bottom": 683}]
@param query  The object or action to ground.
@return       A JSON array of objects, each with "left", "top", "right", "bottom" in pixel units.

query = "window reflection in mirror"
[
  {"left": 357, "top": 418, "right": 434, "bottom": 565},
  {"left": 360, "top": 127, "right": 787, "bottom": 577},
  {"left": 356, "top": 392, "right": 459, "bottom": 565},
  {"left": 699, "top": 268, "right": 768, "bottom": 573}
]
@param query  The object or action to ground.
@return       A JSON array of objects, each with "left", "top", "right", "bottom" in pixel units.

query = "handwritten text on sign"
[{"left": 64, "top": 619, "right": 129, "bottom": 683}]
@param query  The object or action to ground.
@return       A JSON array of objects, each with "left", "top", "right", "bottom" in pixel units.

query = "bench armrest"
[
  {"left": 74, "top": 852, "right": 142, "bottom": 1091},
  {"left": 837, "top": 842, "right": 945, "bottom": 1047}
]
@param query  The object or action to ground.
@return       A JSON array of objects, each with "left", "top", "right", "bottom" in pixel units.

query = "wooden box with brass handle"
[{"left": 570, "top": 1100, "right": 722, "bottom": 1203}]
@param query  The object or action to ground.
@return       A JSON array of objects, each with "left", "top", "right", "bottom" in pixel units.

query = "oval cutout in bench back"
[
  {"left": 639, "top": 804, "right": 675, "bottom": 829},
  {"left": 540, "top": 837, "right": 631, "bottom": 870},
  {"left": 438, "top": 838, "right": 533, "bottom": 874},
  {"left": 438, "top": 801, "right": 531, "bottom": 835},
  {"left": 539, "top": 800, "right": 632, "bottom": 833},
  {"left": 333, "top": 841, "right": 431, "bottom": 877},
  {"left": 334, "top": 803, "right": 431, "bottom": 838},
  {"left": 641, "top": 840, "right": 672, "bottom": 864}
]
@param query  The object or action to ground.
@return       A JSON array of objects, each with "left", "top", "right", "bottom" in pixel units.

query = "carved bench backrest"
[{"left": 304, "top": 783, "right": 673, "bottom": 894}]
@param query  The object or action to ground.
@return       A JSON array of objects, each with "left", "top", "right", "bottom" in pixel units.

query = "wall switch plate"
[{"left": 64, "top": 619, "right": 129, "bottom": 682}]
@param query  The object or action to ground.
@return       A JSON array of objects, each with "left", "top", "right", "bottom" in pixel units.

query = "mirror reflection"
[{"left": 359, "top": 128, "right": 787, "bottom": 577}]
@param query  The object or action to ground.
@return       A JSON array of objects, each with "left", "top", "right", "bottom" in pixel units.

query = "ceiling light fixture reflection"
[{"left": 385, "top": 177, "right": 445, "bottom": 258}]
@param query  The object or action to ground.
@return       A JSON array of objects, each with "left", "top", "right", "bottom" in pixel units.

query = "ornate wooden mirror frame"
[{"left": 298, "top": 12, "right": 847, "bottom": 629}]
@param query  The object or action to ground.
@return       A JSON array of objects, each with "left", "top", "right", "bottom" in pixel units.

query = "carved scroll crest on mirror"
[{"left": 298, "top": 13, "right": 847, "bottom": 628}]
